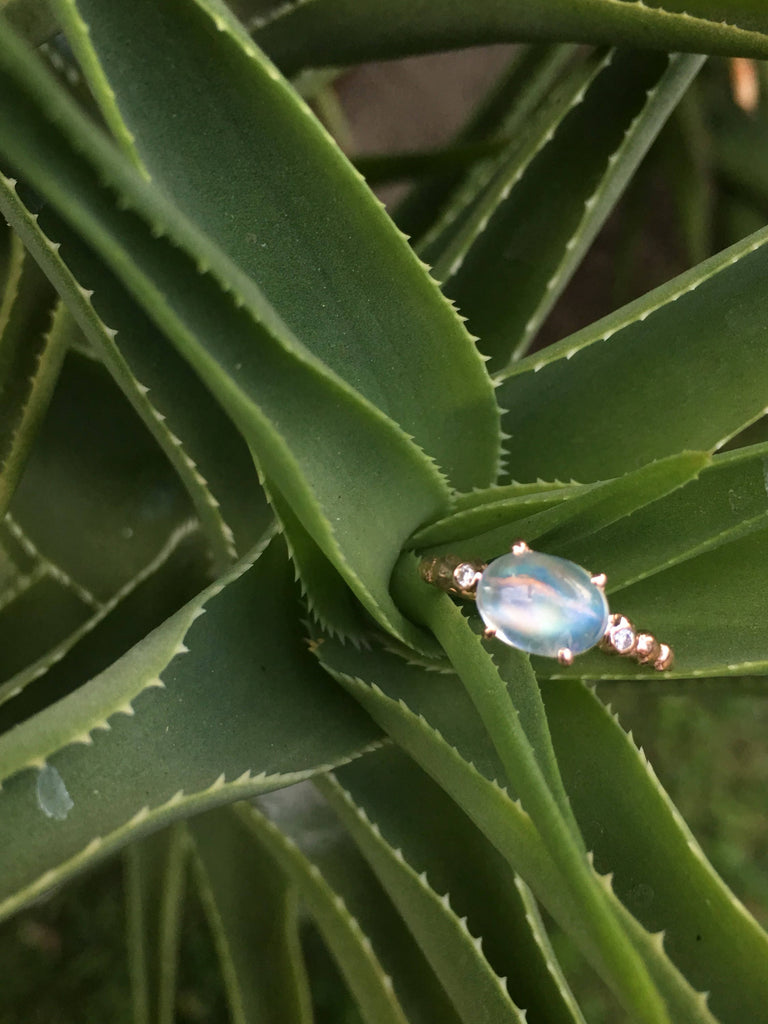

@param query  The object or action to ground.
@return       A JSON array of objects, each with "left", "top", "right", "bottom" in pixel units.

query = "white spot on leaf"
[{"left": 36, "top": 766, "right": 74, "bottom": 821}]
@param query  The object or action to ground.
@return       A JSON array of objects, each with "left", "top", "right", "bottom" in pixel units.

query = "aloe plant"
[{"left": 1, "top": 2, "right": 768, "bottom": 1021}]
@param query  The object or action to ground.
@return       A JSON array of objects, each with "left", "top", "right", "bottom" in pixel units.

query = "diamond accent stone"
[
  {"left": 453, "top": 563, "right": 479, "bottom": 591},
  {"left": 611, "top": 626, "right": 635, "bottom": 653}
]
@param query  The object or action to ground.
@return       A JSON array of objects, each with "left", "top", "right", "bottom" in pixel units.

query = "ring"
[{"left": 419, "top": 541, "right": 673, "bottom": 671}]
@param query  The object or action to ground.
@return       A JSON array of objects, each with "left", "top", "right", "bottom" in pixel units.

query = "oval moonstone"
[{"left": 476, "top": 550, "right": 609, "bottom": 658}]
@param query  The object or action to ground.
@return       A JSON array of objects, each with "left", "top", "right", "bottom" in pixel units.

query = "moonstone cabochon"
[{"left": 476, "top": 551, "right": 609, "bottom": 658}]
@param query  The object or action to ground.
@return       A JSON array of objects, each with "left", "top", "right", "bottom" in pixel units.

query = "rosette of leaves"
[{"left": 1, "top": 2, "right": 768, "bottom": 1022}]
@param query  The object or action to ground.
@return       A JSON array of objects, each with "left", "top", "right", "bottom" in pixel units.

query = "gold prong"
[
  {"left": 654, "top": 644, "right": 674, "bottom": 672},
  {"left": 557, "top": 647, "right": 574, "bottom": 666},
  {"left": 483, "top": 626, "right": 497, "bottom": 640},
  {"left": 510, "top": 540, "right": 530, "bottom": 556},
  {"left": 635, "top": 633, "right": 661, "bottom": 665},
  {"left": 590, "top": 572, "right": 607, "bottom": 590}
]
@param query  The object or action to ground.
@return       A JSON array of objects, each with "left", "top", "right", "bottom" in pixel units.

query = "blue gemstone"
[{"left": 476, "top": 550, "right": 609, "bottom": 658}]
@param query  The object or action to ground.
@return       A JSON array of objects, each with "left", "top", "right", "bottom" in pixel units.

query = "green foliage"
[{"left": 0, "top": 2, "right": 767, "bottom": 1022}]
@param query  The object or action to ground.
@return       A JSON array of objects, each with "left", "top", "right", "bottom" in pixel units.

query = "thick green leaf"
[
  {"left": 409, "top": 451, "right": 709, "bottom": 558},
  {"left": 530, "top": 444, "right": 768, "bottom": 679},
  {"left": 332, "top": 747, "right": 588, "bottom": 1024},
  {"left": 395, "top": 44, "right": 578, "bottom": 245},
  {"left": 187, "top": 808, "right": 313, "bottom": 1024},
  {"left": 0, "top": 245, "right": 66, "bottom": 520},
  {"left": 0, "top": 524, "right": 208, "bottom": 725},
  {"left": 0, "top": 23, "right": 446, "bottom": 647},
  {"left": 0, "top": 177, "right": 269, "bottom": 565},
  {"left": 394, "top": 580, "right": 671, "bottom": 1024},
  {"left": 318, "top": 772, "right": 528, "bottom": 1024},
  {"left": 52, "top": 0, "right": 500, "bottom": 492},
  {"left": 548, "top": 524, "right": 768, "bottom": 679},
  {"left": 542, "top": 679, "right": 768, "bottom": 1024},
  {"left": 419, "top": 48, "right": 610, "bottom": 282},
  {"left": 553, "top": 442, "right": 768, "bottom": 593},
  {"left": 251, "top": 0, "right": 768, "bottom": 73},
  {"left": 237, "top": 800, "right": 413, "bottom": 1024},
  {"left": 0, "top": 534, "right": 379, "bottom": 923},
  {"left": 496, "top": 224, "right": 768, "bottom": 482},
  {"left": 124, "top": 826, "right": 188, "bottom": 1024},
  {"left": 437, "top": 50, "right": 704, "bottom": 369},
  {"left": 5, "top": 351, "right": 194, "bottom": 604},
  {"left": 257, "top": 782, "right": 466, "bottom": 1024},
  {"left": 316, "top": 637, "right": 717, "bottom": 1023}
]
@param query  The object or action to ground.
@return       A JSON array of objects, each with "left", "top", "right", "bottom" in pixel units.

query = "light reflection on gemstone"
[{"left": 476, "top": 550, "right": 609, "bottom": 658}]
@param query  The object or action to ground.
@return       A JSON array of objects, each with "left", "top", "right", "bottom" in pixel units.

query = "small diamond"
[
  {"left": 453, "top": 563, "right": 479, "bottom": 591},
  {"left": 611, "top": 626, "right": 635, "bottom": 653}
]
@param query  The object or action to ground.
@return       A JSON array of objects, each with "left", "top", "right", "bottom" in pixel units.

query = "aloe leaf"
[
  {"left": 407, "top": 486, "right": 580, "bottom": 550},
  {"left": 419, "top": 48, "right": 610, "bottom": 283},
  {"left": 186, "top": 808, "right": 313, "bottom": 1024},
  {"left": 51, "top": 0, "right": 500, "bottom": 492},
  {"left": 398, "top": 583, "right": 671, "bottom": 1024},
  {"left": 409, "top": 451, "right": 709, "bottom": 557},
  {"left": 236, "top": 800, "right": 413, "bottom": 1024},
  {"left": 0, "top": 524, "right": 207, "bottom": 724},
  {"left": 264, "top": 474, "right": 369, "bottom": 643},
  {"left": 395, "top": 44, "right": 578, "bottom": 244},
  {"left": 317, "top": 773, "right": 528, "bottom": 1024},
  {"left": 0, "top": 534, "right": 380, "bottom": 924},
  {"left": 496, "top": 223, "right": 768, "bottom": 483},
  {"left": 257, "top": 782, "right": 466, "bottom": 1024},
  {"left": 550, "top": 524, "right": 768, "bottom": 680},
  {"left": 6, "top": 351, "right": 194, "bottom": 603},
  {"left": 0, "top": 177, "right": 268, "bottom": 565},
  {"left": 542, "top": 679, "right": 768, "bottom": 1024},
  {"left": 251, "top": 0, "right": 768, "bottom": 73},
  {"left": 124, "top": 826, "right": 188, "bottom": 1024},
  {"left": 0, "top": 244, "right": 66, "bottom": 520},
  {"left": 0, "top": 25, "right": 447, "bottom": 648},
  {"left": 437, "top": 51, "right": 704, "bottom": 369},
  {"left": 331, "top": 746, "right": 588, "bottom": 1024},
  {"left": 315, "top": 638, "right": 717, "bottom": 1023},
  {"left": 552, "top": 442, "right": 768, "bottom": 593}
]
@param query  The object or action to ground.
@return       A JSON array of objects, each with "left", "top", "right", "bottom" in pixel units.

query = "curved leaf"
[
  {"left": 331, "top": 746, "right": 588, "bottom": 1024},
  {"left": 251, "top": 0, "right": 768, "bottom": 74},
  {"left": 51, "top": 0, "right": 500, "bottom": 492},
  {"left": 542, "top": 678, "right": 768, "bottom": 1024},
  {"left": 0, "top": 246, "right": 65, "bottom": 520},
  {"left": 496, "top": 224, "right": 768, "bottom": 482},
  {"left": 0, "top": 23, "right": 447, "bottom": 647},
  {"left": 256, "top": 782, "right": 466, "bottom": 1024},
  {"left": 318, "top": 772, "right": 528, "bottom": 1024},
  {"left": 409, "top": 451, "right": 709, "bottom": 558},
  {"left": 124, "top": 826, "right": 188, "bottom": 1024},
  {"left": 0, "top": 534, "right": 380, "bottom": 923},
  {"left": 187, "top": 808, "right": 313, "bottom": 1024},
  {"left": 437, "top": 50, "right": 704, "bottom": 369},
  {"left": 237, "top": 799, "right": 413, "bottom": 1024},
  {"left": 0, "top": 177, "right": 268, "bottom": 566},
  {"left": 315, "top": 637, "right": 718, "bottom": 1024}
]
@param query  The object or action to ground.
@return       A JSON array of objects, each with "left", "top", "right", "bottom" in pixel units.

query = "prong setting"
[
  {"left": 510, "top": 540, "right": 530, "bottom": 556},
  {"left": 590, "top": 572, "right": 607, "bottom": 590},
  {"left": 557, "top": 647, "right": 574, "bottom": 666}
]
